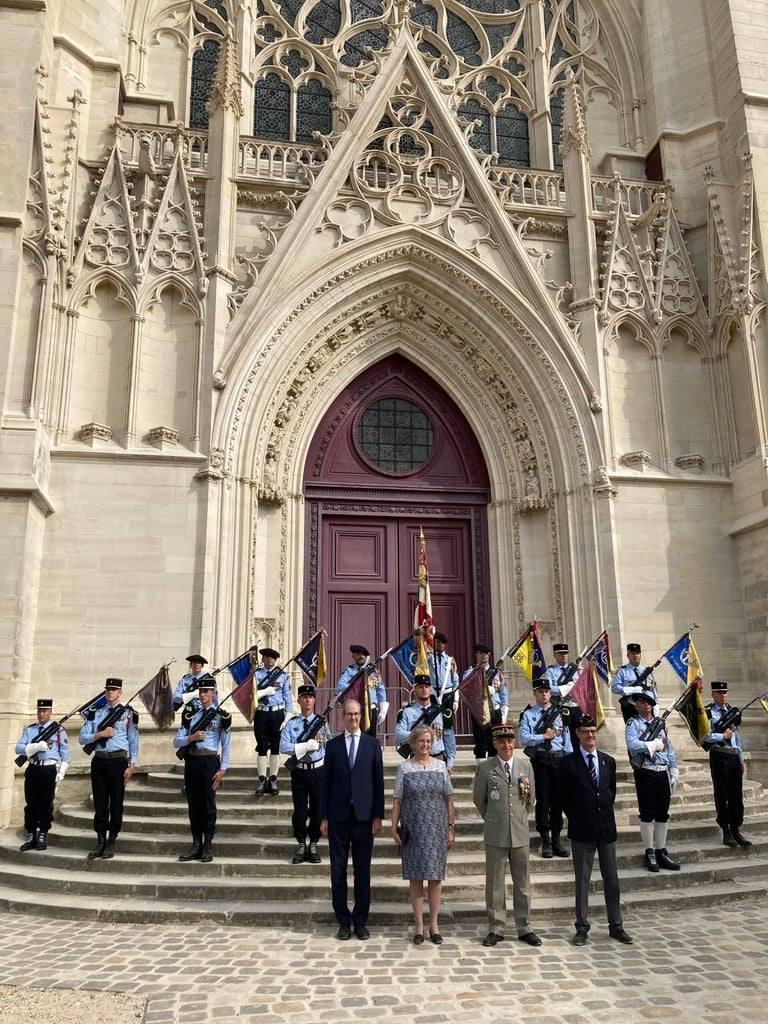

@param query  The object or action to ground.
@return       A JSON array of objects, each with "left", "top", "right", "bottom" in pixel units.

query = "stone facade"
[{"left": 2, "top": 0, "right": 768, "bottom": 822}]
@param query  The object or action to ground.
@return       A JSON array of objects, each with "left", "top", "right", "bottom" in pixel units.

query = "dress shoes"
[
  {"left": 518, "top": 931, "right": 542, "bottom": 946},
  {"left": 336, "top": 925, "right": 352, "bottom": 940},
  {"left": 655, "top": 847, "right": 680, "bottom": 871},
  {"left": 355, "top": 926, "right": 370, "bottom": 941},
  {"left": 573, "top": 930, "right": 589, "bottom": 946},
  {"left": 482, "top": 932, "right": 504, "bottom": 947},
  {"left": 722, "top": 827, "right": 739, "bottom": 848},
  {"left": 413, "top": 933, "right": 425, "bottom": 945},
  {"left": 609, "top": 928, "right": 634, "bottom": 944},
  {"left": 644, "top": 848, "right": 659, "bottom": 872},
  {"left": 732, "top": 830, "right": 752, "bottom": 848},
  {"left": 178, "top": 839, "right": 202, "bottom": 862},
  {"left": 19, "top": 832, "right": 37, "bottom": 852},
  {"left": 430, "top": 932, "right": 443, "bottom": 945}
]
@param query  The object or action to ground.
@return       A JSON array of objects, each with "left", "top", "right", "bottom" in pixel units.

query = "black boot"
[
  {"left": 254, "top": 775, "right": 267, "bottom": 797},
  {"left": 87, "top": 833, "right": 107, "bottom": 861},
  {"left": 267, "top": 775, "right": 279, "bottom": 796},
  {"left": 551, "top": 833, "right": 569, "bottom": 858},
  {"left": 307, "top": 842, "right": 321, "bottom": 864},
  {"left": 36, "top": 832, "right": 47, "bottom": 851},
  {"left": 644, "top": 848, "right": 659, "bottom": 872},
  {"left": 179, "top": 835, "right": 203, "bottom": 862},
  {"left": 722, "top": 827, "right": 738, "bottom": 848},
  {"left": 541, "top": 832, "right": 553, "bottom": 859},
  {"left": 201, "top": 836, "right": 213, "bottom": 863},
  {"left": 732, "top": 829, "right": 752, "bottom": 848},
  {"left": 655, "top": 848, "right": 680, "bottom": 870},
  {"left": 292, "top": 843, "right": 307, "bottom": 864},
  {"left": 19, "top": 831, "right": 37, "bottom": 852},
  {"left": 101, "top": 833, "right": 118, "bottom": 860}
]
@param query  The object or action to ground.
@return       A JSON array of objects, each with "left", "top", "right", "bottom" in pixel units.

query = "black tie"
[
  {"left": 588, "top": 753, "right": 598, "bottom": 786},
  {"left": 504, "top": 762, "right": 512, "bottom": 784}
]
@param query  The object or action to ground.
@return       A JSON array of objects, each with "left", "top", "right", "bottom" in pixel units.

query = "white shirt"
[
  {"left": 344, "top": 730, "right": 361, "bottom": 767},
  {"left": 498, "top": 756, "right": 513, "bottom": 779},
  {"left": 580, "top": 745, "right": 600, "bottom": 783}
]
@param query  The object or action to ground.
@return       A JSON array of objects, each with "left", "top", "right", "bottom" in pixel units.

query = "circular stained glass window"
[{"left": 356, "top": 397, "right": 435, "bottom": 475}]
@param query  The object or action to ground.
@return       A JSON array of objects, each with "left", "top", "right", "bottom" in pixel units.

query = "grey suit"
[{"left": 473, "top": 753, "right": 535, "bottom": 936}]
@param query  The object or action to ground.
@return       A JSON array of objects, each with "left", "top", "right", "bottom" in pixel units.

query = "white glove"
[
  {"left": 181, "top": 689, "right": 198, "bottom": 705},
  {"left": 25, "top": 741, "right": 49, "bottom": 758},
  {"left": 258, "top": 686, "right": 276, "bottom": 698},
  {"left": 669, "top": 768, "right": 680, "bottom": 791},
  {"left": 55, "top": 762, "right": 68, "bottom": 786},
  {"left": 645, "top": 738, "right": 664, "bottom": 756},
  {"left": 501, "top": 705, "right": 509, "bottom": 723},
  {"left": 295, "top": 739, "right": 320, "bottom": 759},
  {"left": 378, "top": 700, "right": 390, "bottom": 724}
]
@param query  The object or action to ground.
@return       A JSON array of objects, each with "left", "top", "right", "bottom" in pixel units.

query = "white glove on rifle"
[
  {"left": 258, "top": 686, "right": 276, "bottom": 699},
  {"left": 378, "top": 700, "right": 390, "bottom": 724},
  {"left": 295, "top": 739, "right": 320, "bottom": 759},
  {"left": 645, "top": 738, "right": 664, "bottom": 757},
  {"left": 25, "top": 741, "right": 49, "bottom": 758},
  {"left": 181, "top": 689, "right": 198, "bottom": 706},
  {"left": 55, "top": 762, "right": 68, "bottom": 787},
  {"left": 501, "top": 705, "right": 509, "bottom": 723}
]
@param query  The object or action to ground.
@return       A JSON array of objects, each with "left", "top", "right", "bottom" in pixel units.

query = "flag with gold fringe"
[
  {"left": 295, "top": 631, "right": 327, "bottom": 689},
  {"left": 138, "top": 663, "right": 175, "bottom": 730},
  {"left": 341, "top": 665, "right": 373, "bottom": 732},
  {"left": 568, "top": 662, "right": 606, "bottom": 729},
  {"left": 414, "top": 526, "right": 434, "bottom": 645},
  {"left": 458, "top": 663, "right": 493, "bottom": 727},
  {"left": 511, "top": 625, "right": 534, "bottom": 680},
  {"left": 675, "top": 682, "right": 710, "bottom": 745}
]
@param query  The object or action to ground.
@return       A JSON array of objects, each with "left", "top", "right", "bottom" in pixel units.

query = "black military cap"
[
  {"left": 711, "top": 680, "right": 729, "bottom": 692},
  {"left": 350, "top": 644, "right": 369, "bottom": 656},
  {"left": 197, "top": 674, "right": 216, "bottom": 691},
  {"left": 297, "top": 684, "right": 316, "bottom": 698},
  {"left": 36, "top": 699, "right": 53, "bottom": 709},
  {"left": 187, "top": 654, "right": 208, "bottom": 665},
  {"left": 434, "top": 631, "right": 448, "bottom": 644},
  {"left": 532, "top": 679, "right": 551, "bottom": 691},
  {"left": 578, "top": 714, "right": 597, "bottom": 729},
  {"left": 413, "top": 674, "right": 432, "bottom": 686},
  {"left": 259, "top": 648, "right": 280, "bottom": 659},
  {"left": 634, "top": 690, "right": 656, "bottom": 706},
  {"left": 553, "top": 643, "right": 569, "bottom": 653},
  {"left": 627, "top": 643, "right": 641, "bottom": 653},
  {"left": 473, "top": 643, "right": 491, "bottom": 654},
  {"left": 492, "top": 722, "right": 515, "bottom": 739},
  {"left": 104, "top": 678, "right": 123, "bottom": 690}
]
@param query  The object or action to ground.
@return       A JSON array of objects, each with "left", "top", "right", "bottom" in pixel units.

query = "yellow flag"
[
  {"left": 316, "top": 633, "right": 327, "bottom": 688},
  {"left": 594, "top": 664, "right": 606, "bottom": 730},
  {"left": 511, "top": 633, "right": 533, "bottom": 681},
  {"left": 415, "top": 633, "right": 430, "bottom": 677},
  {"left": 687, "top": 638, "right": 704, "bottom": 687},
  {"left": 761, "top": 699, "right": 768, "bottom": 717}
]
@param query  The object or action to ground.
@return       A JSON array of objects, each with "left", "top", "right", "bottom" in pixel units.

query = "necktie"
[
  {"left": 348, "top": 734, "right": 356, "bottom": 769},
  {"left": 504, "top": 762, "right": 512, "bottom": 784},
  {"left": 588, "top": 753, "right": 598, "bottom": 786}
]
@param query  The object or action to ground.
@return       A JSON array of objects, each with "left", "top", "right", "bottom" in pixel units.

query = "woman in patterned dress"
[{"left": 391, "top": 724, "right": 455, "bottom": 944}]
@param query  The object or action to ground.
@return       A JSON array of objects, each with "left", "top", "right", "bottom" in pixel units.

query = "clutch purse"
[{"left": 397, "top": 824, "right": 411, "bottom": 846}]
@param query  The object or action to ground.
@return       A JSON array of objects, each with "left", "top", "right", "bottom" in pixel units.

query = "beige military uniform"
[{"left": 473, "top": 753, "right": 536, "bottom": 936}]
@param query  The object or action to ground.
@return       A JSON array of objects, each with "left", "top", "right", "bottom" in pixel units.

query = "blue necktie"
[
  {"left": 348, "top": 735, "right": 356, "bottom": 769},
  {"left": 588, "top": 753, "right": 598, "bottom": 786}
]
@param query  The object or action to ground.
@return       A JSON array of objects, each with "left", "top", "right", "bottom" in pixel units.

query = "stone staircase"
[{"left": 1, "top": 755, "right": 767, "bottom": 925}]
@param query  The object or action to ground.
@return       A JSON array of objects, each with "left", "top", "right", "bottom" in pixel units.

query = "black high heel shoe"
[{"left": 430, "top": 931, "right": 443, "bottom": 945}]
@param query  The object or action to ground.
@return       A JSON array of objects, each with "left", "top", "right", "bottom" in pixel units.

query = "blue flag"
[
  {"left": 389, "top": 636, "right": 418, "bottom": 685},
  {"left": 532, "top": 627, "right": 547, "bottom": 683},
  {"left": 664, "top": 634, "right": 690, "bottom": 685},
  {"left": 229, "top": 652, "right": 254, "bottom": 686},
  {"left": 79, "top": 692, "right": 107, "bottom": 719}
]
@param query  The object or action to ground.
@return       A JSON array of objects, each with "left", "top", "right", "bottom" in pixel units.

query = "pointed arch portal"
[{"left": 302, "top": 355, "right": 492, "bottom": 734}]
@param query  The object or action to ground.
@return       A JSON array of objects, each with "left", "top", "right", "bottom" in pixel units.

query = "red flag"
[
  {"left": 414, "top": 526, "right": 434, "bottom": 646},
  {"left": 458, "top": 664, "right": 492, "bottom": 726},
  {"left": 342, "top": 666, "right": 372, "bottom": 732},
  {"left": 568, "top": 662, "right": 605, "bottom": 728}
]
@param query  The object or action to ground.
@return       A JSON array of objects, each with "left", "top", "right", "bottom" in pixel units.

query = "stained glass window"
[
  {"left": 356, "top": 398, "right": 435, "bottom": 474},
  {"left": 254, "top": 73, "right": 291, "bottom": 140},
  {"left": 411, "top": 2, "right": 438, "bottom": 31},
  {"left": 305, "top": 0, "right": 342, "bottom": 44},
  {"left": 203, "top": 0, "right": 228, "bottom": 18},
  {"left": 550, "top": 87, "right": 564, "bottom": 167},
  {"left": 497, "top": 103, "right": 530, "bottom": 166},
  {"left": 275, "top": 0, "right": 302, "bottom": 24},
  {"left": 446, "top": 13, "right": 482, "bottom": 66},
  {"left": 341, "top": 27, "right": 389, "bottom": 67},
  {"left": 458, "top": 99, "right": 492, "bottom": 155},
  {"left": 297, "top": 79, "right": 333, "bottom": 143},
  {"left": 189, "top": 39, "right": 219, "bottom": 129},
  {"left": 351, "top": 0, "right": 383, "bottom": 21}
]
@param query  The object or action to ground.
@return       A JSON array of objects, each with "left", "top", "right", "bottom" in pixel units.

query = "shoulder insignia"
[
  {"left": 84, "top": 708, "right": 96, "bottom": 721},
  {"left": 131, "top": 709, "right": 139, "bottom": 727},
  {"left": 518, "top": 704, "right": 532, "bottom": 724},
  {"left": 181, "top": 705, "right": 195, "bottom": 726}
]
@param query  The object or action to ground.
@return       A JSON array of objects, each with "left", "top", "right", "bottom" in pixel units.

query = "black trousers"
[
  {"left": 472, "top": 717, "right": 494, "bottom": 759},
  {"left": 632, "top": 767, "right": 671, "bottom": 822},
  {"left": 91, "top": 756, "right": 128, "bottom": 835},
  {"left": 184, "top": 753, "right": 220, "bottom": 839},
  {"left": 254, "top": 710, "right": 284, "bottom": 756},
  {"left": 532, "top": 754, "right": 565, "bottom": 835},
  {"left": 290, "top": 766, "right": 323, "bottom": 843},
  {"left": 709, "top": 749, "right": 744, "bottom": 829},
  {"left": 572, "top": 840, "right": 622, "bottom": 932},
  {"left": 365, "top": 706, "right": 379, "bottom": 738},
  {"left": 328, "top": 807, "right": 374, "bottom": 929},
  {"left": 23, "top": 764, "right": 56, "bottom": 833}
]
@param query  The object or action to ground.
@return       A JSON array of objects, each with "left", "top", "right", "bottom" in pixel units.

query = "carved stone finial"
[
  {"left": 209, "top": 26, "right": 244, "bottom": 118},
  {"left": 559, "top": 68, "right": 591, "bottom": 159}
]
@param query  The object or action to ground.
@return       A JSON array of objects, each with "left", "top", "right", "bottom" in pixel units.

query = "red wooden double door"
[{"left": 303, "top": 356, "right": 492, "bottom": 741}]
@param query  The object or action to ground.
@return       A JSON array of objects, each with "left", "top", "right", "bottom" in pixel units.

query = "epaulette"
[
  {"left": 396, "top": 707, "right": 405, "bottom": 723},
  {"left": 217, "top": 708, "right": 232, "bottom": 730},
  {"left": 518, "top": 703, "right": 532, "bottom": 724},
  {"left": 181, "top": 705, "right": 195, "bottom": 727},
  {"left": 130, "top": 709, "right": 139, "bottom": 727},
  {"left": 84, "top": 708, "right": 96, "bottom": 721}
]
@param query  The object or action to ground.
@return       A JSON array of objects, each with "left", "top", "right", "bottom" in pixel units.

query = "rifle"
[
  {"left": 553, "top": 629, "right": 612, "bottom": 696},
  {"left": 15, "top": 693, "right": 103, "bottom": 767},
  {"left": 283, "top": 714, "right": 329, "bottom": 771},
  {"left": 628, "top": 687, "right": 691, "bottom": 769},
  {"left": 396, "top": 699, "right": 449, "bottom": 759},
  {"left": 82, "top": 683, "right": 147, "bottom": 756},
  {"left": 702, "top": 690, "right": 768, "bottom": 750},
  {"left": 524, "top": 700, "right": 568, "bottom": 757},
  {"left": 175, "top": 699, "right": 232, "bottom": 760}
]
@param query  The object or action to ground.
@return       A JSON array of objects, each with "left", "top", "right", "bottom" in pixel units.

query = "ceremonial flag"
[
  {"left": 589, "top": 631, "right": 614, "bottom": 685},
  {"left": 414, "top": 526, "right": 434, "bottom": 645},
  {"left": 531, "top": 623, "right": 547, "bottom": 683},
  {"left": 675, "top": 682, "right": 709, "bottom": 745},
  {"left": 390, "top": 635, "right": 418, "bottom": 685},
  {"left": 342, "top": 666, "right": 372, "bottom": 732},
  {"left": 295, "top": 631, "right": 327, "bottom": 688},
  {"left": 414, "top": 632, "right": 430, "bottom": 677},
  {"left": 761, "top": 696, "right": 768, "bottom": 717},
  {"left": 511, "top": 627, "right": 533, "bottom": 680},
  {"left": 458, "top": 663, "right": 492, "bottom": 726},
  {"left": 568, "top": 662, "right": 606, "bottom": 729},
  {"left": 665, "top": 633, "right": 691, "bottom": 685},
  {"left": 228, "top": 649, "right": 258, "bottom": 724},
  {"left": 137, "top": 664, "right": 174, "bottom": 730},
  {"left": 79, "top": 692, "right": 107, "bottom": 719},
  {"left": 687, "top": 637, "right": 704, "bottom": 688}
]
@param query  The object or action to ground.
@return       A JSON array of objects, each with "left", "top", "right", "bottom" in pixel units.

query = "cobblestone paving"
[{"left": 0, "top": 900, "right": 766, "bottom": 1024}]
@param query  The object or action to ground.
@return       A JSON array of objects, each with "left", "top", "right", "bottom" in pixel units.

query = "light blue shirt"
[
  {"left": 16, "top": 722, "right": 71, "bottom": 763},
  {"left": 611, "top": 663, "right": 658, "bottom": 704},
  {"left": 394, "top": 701, "right": 446, "bottom": 756},
  {"left": 79, "top": 705, "right": 139, "bottom": 764},
  {"left": 173, "top": 706, "right": 231, "bottom": 770},
  {"left": 625, "top": 715, "right": 677, "bottom": 770},
  {"left": 429, "top": 650, "right": 459, "bottom": 699},
  {"left": 335, "top": 663, "right": 386, "bottom": 706},
  {"left": 543, "top": 662, "right": 577, "bottom": 698},
  {"left": 518, "top": 703, "right": 573, "bottom": 753},
  {"left": 279, "top": 713, "right": 332, "bottom": 763},
  {"left": 255, "top": 667, "right": 293, "bottom": 712},
  {"left": 704, "top": 703, "right": 745, "bottom": 764},
  {"left": 580, "top": 745, "right": 599, "bottom": 783},
  {"left": 172, "top": 671, "right": 217, "bottom": 712}
]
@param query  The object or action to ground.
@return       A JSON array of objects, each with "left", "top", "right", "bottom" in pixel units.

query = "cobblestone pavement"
[{"left": 0, "top": 900, "right": 766, "bottom": 1024}]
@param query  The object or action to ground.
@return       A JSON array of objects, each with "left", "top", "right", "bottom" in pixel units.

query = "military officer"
[
  {"left": 625, "top": 690, "right": 681, "bottom": 872},
  {"left": 544, "top": 643, "right": 578, "bottom": 698},
  {"left": 173, "top": 674, "right": 230, "bottom": 863},
  {"left": 430, "top": 632, "right": 459, "bottom": 769},
  {"left": 612, "top": 642, "right": 657, "bottom": 723},
  {"left": 518, "top": 679, "right": 572, "bottom": 858},
  {"left": 254, "top": 647, "right": 293, "bottom": 797},
  {"left": 463, "top": 644, "right": 507, "bottom": 766},
  {"left": 78, "top": 678, "right": 139, "bottom": 861},
  {"left": 335, "top": 645, "right": 388, "bottom": 736},
  {"left": 15, "top": 698, "right": 71, "bottom": 851},
  {"left": 703, "top": 680, "right": 751, "bottom": 848},
  {"left": 395, "top": 675, "right": 447, "bottom": 759},
  {"left": 280, "top": 683, "right": 332, "bottom": 864},
  {"left": 172, "top": 655, "right": 213, "bottom": 713}
]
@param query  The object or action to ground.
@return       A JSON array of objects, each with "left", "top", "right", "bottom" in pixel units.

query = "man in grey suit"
[
  {"left": 473, "top": 721, "right": 541, "bottom": 947},
  {"left": 559, "top": 714, "right": 633, "bottom": 945}
]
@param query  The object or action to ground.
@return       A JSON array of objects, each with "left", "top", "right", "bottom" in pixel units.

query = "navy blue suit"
[{"left": 320, "top": 732, "right": 385, "bottom": 929}]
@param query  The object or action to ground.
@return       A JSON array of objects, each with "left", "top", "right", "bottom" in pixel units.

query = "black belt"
[
  {"left": 189, "top": 749, "right": 219, "bottom": 758},
  {"left": 710, "top": 746, "right": 740, "bottom": 756},
  {"left": 93, "top": 751, "right": 129, "bottom": 760}
]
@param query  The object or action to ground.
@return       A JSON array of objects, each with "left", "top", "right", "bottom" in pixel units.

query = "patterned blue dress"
[{"left": 393, "top": 760, "right": 454, "bottom": 881}]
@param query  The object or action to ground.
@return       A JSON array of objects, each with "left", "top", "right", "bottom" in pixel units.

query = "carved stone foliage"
[{"left": 229, "top": 191, "right": 299, "bottom": 316}]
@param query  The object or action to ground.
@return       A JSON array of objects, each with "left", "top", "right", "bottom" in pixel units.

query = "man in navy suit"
[
  {"left": 320, "top": 699, "right": 385, "bottom": 940},
  {"left": 559, "top": 715, "right": 633, "bottom": 945}
]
